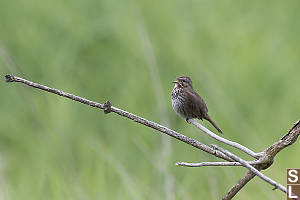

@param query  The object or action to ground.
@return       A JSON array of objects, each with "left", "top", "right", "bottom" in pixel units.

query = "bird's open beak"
[{"left": 172, "top": 76, "right": 179, "bottom": 83}]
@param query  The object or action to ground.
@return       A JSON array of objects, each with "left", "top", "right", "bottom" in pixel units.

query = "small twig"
[
  {"left": 224, "top": 120, "right": 300, "bottom": 199},
  {"left": 4, "top": 74, "right": 233, "bottom": 162},
  {"left": 189, "top": 119, "right": 262, "bottom": 159},
  {"left": 176, "top": 161, "right": 242, "bottom": 167},
  {"left": 212, "top": 144, "right": 286, "bottom": 193},
  {"left": 176, "top": 160, "right": 261, "bottom": 167},
  {"left": 261, "top": 119, "right": 300, "bottom": 162}
]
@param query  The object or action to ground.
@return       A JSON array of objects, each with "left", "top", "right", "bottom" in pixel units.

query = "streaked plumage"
[{"left": 171, "top": 76, "right": 223, "bottom": 134}]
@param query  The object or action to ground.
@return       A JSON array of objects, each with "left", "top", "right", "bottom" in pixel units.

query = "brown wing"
[{"left": 186, "top": 90, "right": 208, "bottom": 120}]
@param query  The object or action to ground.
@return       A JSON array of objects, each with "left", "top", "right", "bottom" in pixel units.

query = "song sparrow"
[{"left": 171, "top": 76, "right": 223, "bottom": 134}]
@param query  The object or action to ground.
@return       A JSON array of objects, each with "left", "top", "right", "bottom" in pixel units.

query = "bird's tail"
[{"left": 204, "top": 115, "right": 223, "bottom": 134}]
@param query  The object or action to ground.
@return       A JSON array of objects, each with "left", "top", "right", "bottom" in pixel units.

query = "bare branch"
[
  {"left": 5, "top": 75, "right": 300, "bottom": 200},
  {"left": 223, "top": 171, "right": 257, "bottom": 200},
  {"left": 189, "top": 119, "right": 262, "bottom": 159},
  {"left": 260, "top": 119, "right": 300, "bottom": 164},
  {"left": 176, "top": 160, "right": 262, "bottom": 167},
  {"left": 176, "top": 161, "right": 242, "bottom": 167},
  {"left": 4, "top": 74, "right": 233, "bottom": 162},
  {"left": 212, "top": 144, "right": 286, "bottom": 193},
  {"left": 223, "top": 120, "right": 300, "bottom": 199}
]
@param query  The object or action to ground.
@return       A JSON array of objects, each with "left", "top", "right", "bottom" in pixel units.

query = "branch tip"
[
  {"left": 5, "top": 74, "right": 15, "bottom": 82},
  {"left": 175, "top": 162, "right": 184, "bottom": 166}
]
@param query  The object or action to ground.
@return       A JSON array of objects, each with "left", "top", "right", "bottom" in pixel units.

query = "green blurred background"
[{"left": 0, "top": 0, "right": 299, "bottom": 199}]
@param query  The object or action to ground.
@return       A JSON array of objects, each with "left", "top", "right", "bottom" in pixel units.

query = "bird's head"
[{"left": 172, "top": 76, "right": 193, "bottom": 88}]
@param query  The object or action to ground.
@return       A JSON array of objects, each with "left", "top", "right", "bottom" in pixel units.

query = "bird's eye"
[{"left": 182, "top": 80, "right": 186, "bottom": 82}]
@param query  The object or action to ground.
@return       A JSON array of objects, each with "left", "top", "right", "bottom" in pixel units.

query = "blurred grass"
[{"left": 0, "top": 0, "right": 300, "bottom": 199}]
